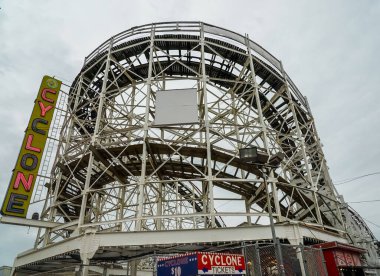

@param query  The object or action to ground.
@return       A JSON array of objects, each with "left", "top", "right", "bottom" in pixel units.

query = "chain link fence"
[
  {"left": 242, "top": 243, "right": 327, "bottom": 276},
  {"left": 148, "top": 243, "right": 327, "bottom": 276},
  {"left": 124, "top": 242, "right": 328, "bottom": 276},
  {"left": 302, "top": 245, "right": 327, "bottom": 276}
]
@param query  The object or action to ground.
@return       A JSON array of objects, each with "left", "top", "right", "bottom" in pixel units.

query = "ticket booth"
[{"left": 313, "top": 242, "right": 366, "bottom": 276}]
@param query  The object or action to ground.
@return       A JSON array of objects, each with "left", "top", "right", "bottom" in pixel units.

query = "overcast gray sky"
[{"left": 0, "top": 0, "right": 379, "bottom": 266}]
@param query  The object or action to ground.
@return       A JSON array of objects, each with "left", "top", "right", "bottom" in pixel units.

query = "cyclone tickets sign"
[
  {"left": 157, "top": 252, "right": 246, "bottom": 276},
  {"left": 1, "top": 76, "right": 61, "bottom": 218},
  {"left": 197, "top": 252, "right": 245, "bottom": 275}
]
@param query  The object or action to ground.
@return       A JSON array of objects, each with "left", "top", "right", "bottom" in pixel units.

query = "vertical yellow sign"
[{"left": 1, "top": 76, "right": 62, "bottom": 218}]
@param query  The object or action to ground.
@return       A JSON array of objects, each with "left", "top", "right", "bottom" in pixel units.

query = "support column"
[
  {"left": 78, "top": 38, "right": 114, "bottom": 230},
  {"left": 288, "top": 224, "right": 307, "bottom": 276},
  {"left": 136, "top": 26, "right": 155, "bottom": 231},
  {"left": 264, "top": 170, "right": 285, "bottom": 276},
  {"left": 117, "top": 185, "right": 126, "bottom": 231},
  {"left": 253, "top": 242, "right": 262, "bottom": 276},
  {"left": 80, "top": 228, "right": 99, "bottom": 276},
  {"left": 128, "top": 82, "right": 136, "bottom": 141},
  {"left": 81, "top": 258, "right": 90, "bottom": 276},
  {"left": 157, "top": 181, "right": 163, "bottom": 230},
  {"left": 130, "top": 260, "right": 138, "bottom": 276},
  {"left": 245, "top": 35, "right": 283, "bottom": 222},
  {"left": 280, "top": 61, "right": 323, "bottom": 225},
  {"left": 245, "top": 198, "right": 252, "bottom": 225},
  {"left": 200, "top": 23, "right": 215, "bottom": 227},
  {"left": 244, "top": 36, "right": 270, "bottom": 151},
  {"left": 299, "top": 244, "right": 309, "bottom": 276},
  {"left": 305, "top": 97, "right": 345, "bottom": 229}
]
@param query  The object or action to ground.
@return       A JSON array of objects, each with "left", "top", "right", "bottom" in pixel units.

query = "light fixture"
[
  {"left": 32, "top": 212, "right": 39, "bottom": 220},
  {"left": 239, "top": 146, "right": 269, "bottom": 164}
]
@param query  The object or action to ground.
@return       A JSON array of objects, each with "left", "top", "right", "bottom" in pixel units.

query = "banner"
[
  {"left": 1, "top": 75, "right": 61, "bottom": 218},
  {"left": 157, "top": 252, "right": 246, "bottom": 276},
  {"left": 197, "top": 252, "right": 246, "bottom": 275}
]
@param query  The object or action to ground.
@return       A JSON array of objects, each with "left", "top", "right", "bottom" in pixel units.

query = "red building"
[{"left": 313, "top": 242, "right": 366, "bottom": 276}]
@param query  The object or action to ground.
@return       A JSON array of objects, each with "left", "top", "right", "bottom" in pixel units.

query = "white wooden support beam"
[{"left": 1, "top": 216, "right": 61, "bottom": 229}]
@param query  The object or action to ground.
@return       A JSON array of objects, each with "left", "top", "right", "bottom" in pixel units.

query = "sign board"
[
  {"left": 1, "top": 75, "right": 61, "bottom": 217},
  {"left": 157, "top": 252, "right": 246, "bottom": 276},
  {"left": 334, "top": 250, "right": 361, "bottom": 267},
  {"left": 154, "top": 88, "right": 198, "bottom": 125}
]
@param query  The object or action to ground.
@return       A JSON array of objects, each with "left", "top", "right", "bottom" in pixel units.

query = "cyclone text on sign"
[
  {"left": 157, "top": 252, "right": 246, "bottom": 276},
  {"left": 1, "top": 75, "right": 61, "bottom": 218}
]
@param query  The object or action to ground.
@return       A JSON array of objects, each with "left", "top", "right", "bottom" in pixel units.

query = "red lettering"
[
  {"left": 38, "top": 101, "right": 53, "bottom": 117},
  {"left": 41, "top": 88, "right": 56, "bottom": 103},
  {"left": 25, "top": 134, "right": 41, "bottom": 152},
  {"left": 13, "top": 172, "right": 34, "bottom": 191}
]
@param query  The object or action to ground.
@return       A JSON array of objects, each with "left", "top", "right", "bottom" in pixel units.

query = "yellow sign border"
[{"left": 1, "top": 75, "right": 62, "bottom": 218}]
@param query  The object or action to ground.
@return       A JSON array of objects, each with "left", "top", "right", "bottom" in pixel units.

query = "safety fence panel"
[
  {"left": 239, "top": 243, "right": 327, "bottom": 276},
  {"left": 257, "top": 244, "right": 278, "bottom": 276},
  {"left": 302, "top": 246, "right": 328, "bottom": 276},
  {"left": 281, "top": 244, "right": 302, "bottom": 276},
  {"left": 243, "top": 244, "right": 261, "bottom": 276}
]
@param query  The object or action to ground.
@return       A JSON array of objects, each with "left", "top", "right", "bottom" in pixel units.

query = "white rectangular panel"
[{"left": 154, "top": 88, "right": 198, "bottom": 125}]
